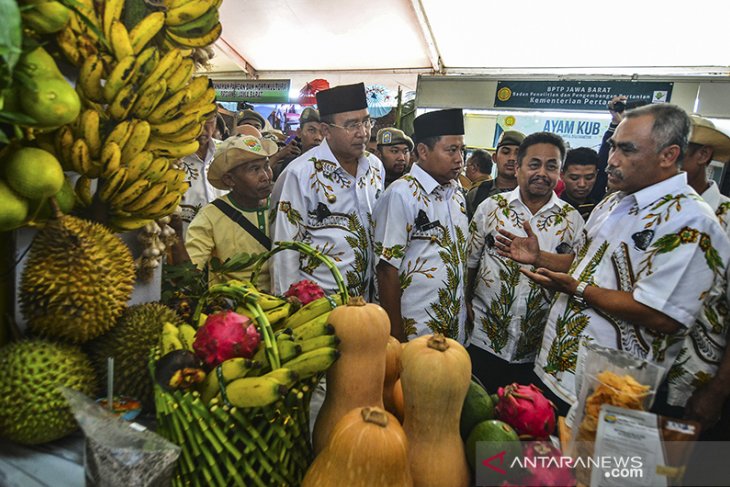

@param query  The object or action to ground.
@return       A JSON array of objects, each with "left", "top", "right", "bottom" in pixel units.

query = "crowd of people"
[{"left": 173, "top": 82, "right": 730, "bottom": 438}]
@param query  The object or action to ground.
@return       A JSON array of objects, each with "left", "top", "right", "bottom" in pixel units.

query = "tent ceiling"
[{"left": 211, "top": 0, "right": 730, "bottom": 75}]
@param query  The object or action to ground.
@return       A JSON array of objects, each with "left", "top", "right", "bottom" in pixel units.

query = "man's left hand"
[{"left": 521, "top": 267, "right": 579, "bottom": 295}]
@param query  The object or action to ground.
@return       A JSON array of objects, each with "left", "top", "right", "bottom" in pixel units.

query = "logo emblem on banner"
[{"left": 497, "top": 87, "right": 512, "bottom": 102}]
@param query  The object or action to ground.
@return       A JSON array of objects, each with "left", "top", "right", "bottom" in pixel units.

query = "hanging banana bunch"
[{"left": 49, "top": 0, "right": 223, "bottom": 231}]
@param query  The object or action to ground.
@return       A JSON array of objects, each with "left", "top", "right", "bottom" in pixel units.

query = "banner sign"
[
  {"left": 213, "top": 79, "right": 291, "bottom": 103},
  {"left": 495, "top": 114, "right": 610, "bottom": 150},
  {"left": 494, "top": 81, "right": 673, "bottom": 111}
]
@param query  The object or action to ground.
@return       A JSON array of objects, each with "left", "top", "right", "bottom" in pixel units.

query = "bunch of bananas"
[
  {"left": 163, "top": 0, "right": 224, "bottom": 49},
  {"left": 158, "top": 282, "right": 345, "bottom": 408},
  {"left": 47, "top": 0, "right": 222, "bottom": 231}
]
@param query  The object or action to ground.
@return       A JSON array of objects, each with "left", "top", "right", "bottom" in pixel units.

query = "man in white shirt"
[
  {"left": 466, "top": 132, "right": 585, "bottom": 393},
  {"left": 495, "top": 104, "right": 730, "bottom": 415},
  {"left": 373, "top": 109, "right": 469, "bottom": 342},
  {"left": 270, "top": 83, "right": 384, "bottom": 298},
  {"left": 669, "top": 115, "right": 730, "bottom": 430}
]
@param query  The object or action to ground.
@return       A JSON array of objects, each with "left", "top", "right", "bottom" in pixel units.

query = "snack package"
[
  {"left": 61, "top": 388, "right": 180, "bottom": 487},
  {"left": 567, "top": 341, "right": 665, "bottom": 483}
]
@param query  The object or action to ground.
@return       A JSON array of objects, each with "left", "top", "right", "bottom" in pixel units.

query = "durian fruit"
[
  {"left": 20, "top": 214, "right": 135, "bottom": 343},
  {"left": 0, "top": 339, "right": 97, "bottom": 445},
  {"left": 88, "top": 303, "right": 184, "bottom": 411}
]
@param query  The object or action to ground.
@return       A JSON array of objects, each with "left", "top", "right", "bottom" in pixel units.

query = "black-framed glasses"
[{"left": 327, "top": 118, "right": 375, "bottom": 135}]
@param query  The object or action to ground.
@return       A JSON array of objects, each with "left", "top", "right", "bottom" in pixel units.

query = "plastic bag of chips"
[{"left": 567, "top": 341, "right": 665, "bottom": 483}]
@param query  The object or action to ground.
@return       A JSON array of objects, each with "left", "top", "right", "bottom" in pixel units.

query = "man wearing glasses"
[{"left": 270, "top": 83, "right": 385, "bottom": 299}]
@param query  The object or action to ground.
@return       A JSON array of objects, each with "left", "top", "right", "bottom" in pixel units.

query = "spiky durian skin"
[
  {"left": 88, "top": 303, "right": 183, "bottom": 411},
  {"left": 0, "top": 340, "right": 97, "bottom": 445},
  {"left": 20, "top": 215, "right": 135, "bottom": 343}
]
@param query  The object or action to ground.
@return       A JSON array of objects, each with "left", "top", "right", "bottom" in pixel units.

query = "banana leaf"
[{"left": 0, "top": 0, "right": 22, "bottom": 92}]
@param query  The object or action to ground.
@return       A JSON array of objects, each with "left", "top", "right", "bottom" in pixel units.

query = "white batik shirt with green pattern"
[
  {"left": 535, "top": 173, "right": 730, "bottom": 404},
  {"left": 666, "top": 180, "right": 730, "bottom": 407},
  {"left": 372, "top": 163, "right": 469, "bottom": 342},
  {"left": 468, "top": 188, "right": 585, "bottom": 363},
  {"left": 270, "top": 139, "right": 384, "bottom": 298}
]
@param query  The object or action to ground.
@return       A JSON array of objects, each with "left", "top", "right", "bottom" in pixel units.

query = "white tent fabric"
[{"left": 210, "top": 0, "right": 730, "bottom": 76}]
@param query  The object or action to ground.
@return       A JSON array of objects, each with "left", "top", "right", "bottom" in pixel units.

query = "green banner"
[
  {"left": 495, "top": 80, "right": 673, "bottom": 111},
  {"left": 213, "top": 79, "right": 291, "bottom": 103}
]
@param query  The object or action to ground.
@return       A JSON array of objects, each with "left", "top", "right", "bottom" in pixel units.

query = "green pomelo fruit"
[
  {"left": 0, "top": 180, "right": 29, "bottom": 231},
  {"left": 465, "top": 419, "right": 521, "bottom": 470},
  {"left": 5, "top": 147, "right": 65, "bottom": 199},
  {"left": 461, "top": 380, "right": 495, "bottom": 439},
  {"left": 20, "top": 77, "right": 81, "bottom": 128}
]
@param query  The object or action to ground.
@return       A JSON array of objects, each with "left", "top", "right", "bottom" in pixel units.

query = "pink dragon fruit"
[
  {"left": 193, "top": 310, "right": 260, "bottom": 368},
  {"left": 284, "top": 279, "right": 325, "bottom": 305},
  {"left": 495, "top": 383, "right": 557, "bottom": 439},
  {"left": 520, "top": 441, "right": 575, "bottom": 486}
]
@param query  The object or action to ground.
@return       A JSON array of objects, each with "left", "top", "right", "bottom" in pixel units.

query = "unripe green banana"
[
  {"left": 298, "top": 334, "right": 340, "bottom": 354},
  {"left": 282, "top": 294, "right": 344, "bottom": 329},
  {"left": 178, "top": 323, "right": 197, "bottom": 351},
  {"left": 200, "top": 357, "right": 261, "bottom": 404},
  {"left": 224, "top": 376, "right": 287, "bottom": 408},
  {"left": 282, "top": 347, "right": 340, "bottom": 380},
  {"left": 291, "top": 313, "right": 334, "bottom": 341}
]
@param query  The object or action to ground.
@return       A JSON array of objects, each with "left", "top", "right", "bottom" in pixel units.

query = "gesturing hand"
[
  {"left": 495, "top": 221, "right": 540, "bottom": 265},
  {"left": 520, "top": 267, "right": 579, "bottom": 295}
]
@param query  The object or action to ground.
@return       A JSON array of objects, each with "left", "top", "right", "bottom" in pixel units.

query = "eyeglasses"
[{"left": 327, "top": 119, "right": 375, "bottom": 135}]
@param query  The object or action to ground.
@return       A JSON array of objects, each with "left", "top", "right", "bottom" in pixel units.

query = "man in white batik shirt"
[
  {"left": 270, "top": 83, "right": 384, "bottom": 298},
  {"left": 374, "top": 109, "right": 469, "bottom": 343},
  {"left": 495, "top": 104, "right": 730, "bottom": 416},
  {"left": 666, "top": 115, "right": 730, "bottom": 430},
  {"left": 466, "top": 132, "right": 585, "bottom": 393}
]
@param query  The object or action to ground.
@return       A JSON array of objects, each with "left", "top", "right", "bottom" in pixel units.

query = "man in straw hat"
[
  {"left": 667, "top": 115, "right": 730, "bottom": 432},
  {"left": 270, "top": 82, "right": 384, "bottom": 298},
  {"left": 373, "top": 108, "right": 470, "bottom": 343},
  {"left": 185, "top": 133, "right": 278, "bottom": 289}
]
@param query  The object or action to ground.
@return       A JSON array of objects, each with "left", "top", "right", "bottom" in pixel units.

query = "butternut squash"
[
  {"left": 383, "top": 335, "right": 402, "bottom": 417},
  {"left": 302, "top": 407, "right": 413, "bottom": 487},
  {"left": 392, "top": 378, "right": 405, "bottom": 423},
  {"left": 312, "top": 296, "right": 390, "bottom": 453},
  {"left": 401, "top": 333, "right": 472, "bottom": 487}
]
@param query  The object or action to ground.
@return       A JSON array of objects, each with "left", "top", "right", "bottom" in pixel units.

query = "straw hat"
[
  {"left": 690, "top": 115, "right": 730, "bottom": 162},
  {"left": 208, "top": 134, "right": 277, "bottom": 189}
]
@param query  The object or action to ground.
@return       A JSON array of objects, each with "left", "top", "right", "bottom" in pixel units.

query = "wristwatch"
[{"left": 574, "top": 281, "right": 589, "bottom": 299}]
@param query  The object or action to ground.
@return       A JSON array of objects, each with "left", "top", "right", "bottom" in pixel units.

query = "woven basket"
[{"left": 152, "top": 242, "right": 347, "bottom": 486}]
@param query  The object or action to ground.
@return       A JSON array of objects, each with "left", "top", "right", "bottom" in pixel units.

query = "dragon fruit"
[
  {"left": 520, "top": 441, "right": 575, "bottom": 486},
  {"left": 284, "top": 279, "right": 325, "bottom": 305},
  {"left": 495, "top": 383, "right": 556, "bottom": 439},
  {"left": 193, "top": 310, "right": 260, "bottom": 368}
]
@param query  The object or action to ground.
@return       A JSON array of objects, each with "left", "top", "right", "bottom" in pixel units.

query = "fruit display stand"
[{"left": 153, "top": 242, "right": 347, "bottom": 487}]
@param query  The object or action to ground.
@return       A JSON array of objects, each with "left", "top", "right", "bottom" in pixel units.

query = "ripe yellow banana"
[
  {"left": 167, "top": 6, "right": 218, "bottom": 39},
  {"left": 110, "top": 178, "right": 150, "bottom": 207},
  {"left": 71, "top": 138, "right": 93, "bottom": 176},
  {"left": 164, "top": 58, "right": 194, "bottom": 94},
  {"left": 146, "top": 138, "right": 199, "bottom": 159},
  {"left": 105, "top": 120, "right": 133, "bottom": 148},
  {"left": 110, "top": 216, "right": 156, "bottom": 232},
  {"left": 141, "top": 156, "right": 169, "bottom": 182},
  {"left": 132, "top": 79, "right": 167, "bottom": 119},
  {"left": 139, "top": 48, "right": 181, "bottom": 92},
  {"left": 166, "top": 0, "right": 213, "bottom": 26},
  {"left": 258, "top": 293, "right": 287, "bottom": 311},
  {"left": 77, "top": 55, "right": 104, "bottom": 102},
  {"left": 298, "top": 334, "right": 340, "bottom": 354},
  {"left": 98, "top": 167, "right": 128, "bottom": 202},
  {"left": 139, "top": 190, "right": 182, "bottom": 218},
  {"left": 125, "top": 151, "right": 155, "bottom": 181},
  {"left": 74, "top": 175, "right": 93, "bottom": 207},
  {"left": 153, "top": 118, "right": 203, "bottom": 144},
  {"left": 265, "top": 302, "right": 293, "bottom": 328},
  {"left": 185, "top": 75, "right": 210, "bottom": 102},
  {"left": 110, "top": 20, "right": 133, "bottom": 61},
  {"left": 280, "top": 347, "right": 339, "bottom": 379},
  {"left": 121, "top": 120, "right": 151, "bottom": 163},
  {"left": 150, "top": 112, "right": 199, "bottom": 136},
  {"left": 147, "top": 88, "right": 191, "bottom": 124},
  {"left": 109, "top": 83, "right": 139, "bottom": 120},
  {"left": 200, "top": 358, "right": 262, "bottom": 404},
  {"left": 262, "top": 367, "right": 299, "bottom": 388},
  {"left": 133, "top": 46, "right": 160, "bottom": 79},
  {"left": 158, "top": 167, "right": 187, "bottom": 190},
  {"left": 103, "top": 54, "right": 137, "bottom": 103},
  {"left": 55, "top": 125, "right": 75, "bottom": 169},
  {"left": 291, "top": 314, "right": 334, "bottom": 342},
  {"left": 123, "top": 181, "right": 168, "bottom": 212},
  {"left": 177, "top": 323, "right": 197, "bottom": 351},
  {"left": 224, "top": 376, "right": 287, "bottom": 408},
  {"left": 56, "top": 24, "right": 81, "bottom": 66},
  {"left": 80, "top": 109, "right": 101, "bottom": 158},
  {"left": 166, "top": 22, "right": 222, "bottom": 48},
  {"left": 101, "top": 141, "right": 122, "bottom": 178},
  {"left": 103, "top": 0, "right": 125, "bottom": 40},
  {"left": 283, "top": 294, "right": 344, "bottom": 329},
  {"left": 129, "top": 11, "right": 166, "bottom": 54}
]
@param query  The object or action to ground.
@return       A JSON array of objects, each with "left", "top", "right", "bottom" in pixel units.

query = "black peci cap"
[
  {"left": 413, "top": 108, "right": 464, "bottom": 142},
  {"left": 316, "top": 83, "right": 368, "bottom": 117}
]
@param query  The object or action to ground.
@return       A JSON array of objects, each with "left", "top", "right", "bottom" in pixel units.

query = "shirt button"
[{"left": 327, "top": 194, "right": 337, "bottom": 203}]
